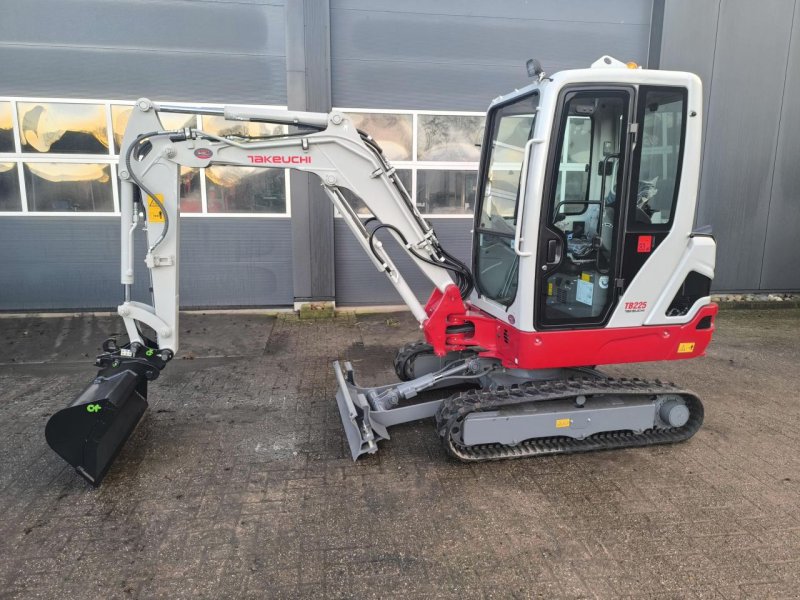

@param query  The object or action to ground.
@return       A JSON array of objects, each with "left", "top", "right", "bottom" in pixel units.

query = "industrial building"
[{"left": 1, "top": 0, "right": 798, "bottom": 310}]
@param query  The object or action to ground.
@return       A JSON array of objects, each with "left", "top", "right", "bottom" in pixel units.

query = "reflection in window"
[
  {"left": 417, "top": 115, "right": 484, "bottom": 162},
  {"left": 0, "top": 163, "right": 22, "bottom": 211},
  {"left": 555, "top": 116, "right": 591, "bottom": 216},
  {"left": 0, "top": 102, "right": 14, "bottom": 152},
  {"left": 340, "top": 169, "right": 412, "bottom": 215},
  {"left": 18, "top": 103, "right": 108, "bottom": 154},
  {"left": 24, "top": 163, "right": 113, "bottom": 212},
  {"left": 180, "top": 167, "right": 202, "bottom": 213},
  {"left": 111, "top": 105, "right": 197, "bottom": 151},
  {"left": 202, "top": 116, "right": 285, "bottom": 139},
  {"left": 205, "top": 166, "right": 286, "bottom": 213},
  {"left": 416, "top": 170, "right": 477, "bottom": 214},
  {"left": 636, "top": 89, "right": 685, "bottom": 225},
  {"left": 346, "top": 113, "right": 412, "bottom": 162}
]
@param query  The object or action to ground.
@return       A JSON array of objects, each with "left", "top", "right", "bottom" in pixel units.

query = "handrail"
[{"left": 513, "top": 138, "right": 544, "bottom": 257}]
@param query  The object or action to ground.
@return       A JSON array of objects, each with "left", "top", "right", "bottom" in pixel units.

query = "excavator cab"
[{"left": 46, "top": 56, "right": 717, "bottom": 483}]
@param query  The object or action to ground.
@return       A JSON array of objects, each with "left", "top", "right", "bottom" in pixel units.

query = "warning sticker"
[
  {"left": 677, "top": 342, "right": 696, "bottom": 354},
  {"left": 147, "top": 194, "right": 165, "bottom": 223},
  {"left": 556, "top": 418, "right": 571, "bottom": 429}
]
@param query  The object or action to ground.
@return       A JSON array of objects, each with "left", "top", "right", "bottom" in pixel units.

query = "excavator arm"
[
  {"left": 45, "top": 98, "right": 478, "bottom": 483},
  {"left": 117, "top": 99, "right": 469, "bottom": 356}
]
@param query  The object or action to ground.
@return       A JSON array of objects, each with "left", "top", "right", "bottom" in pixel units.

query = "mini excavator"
[{"left": 45, "top": 57, "right": 717, "bottom": 485}]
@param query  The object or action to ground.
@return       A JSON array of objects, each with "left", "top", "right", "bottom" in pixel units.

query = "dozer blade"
[
  {"left": 45, "top": 368, "right": 149, "bottom": 486},
  {"left": 333, "top": 361, "right": 390, "bottom": 460},
  {"left": 45, "top": 342, "right": 168, "bottom": 486}
]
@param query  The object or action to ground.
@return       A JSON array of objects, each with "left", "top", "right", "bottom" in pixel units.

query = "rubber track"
[
  {"left": 435, "top": 377, "right": 704, "bottom": 462},
  {"left": 393, "top": 341, "right": 433, "bottom": 381}
]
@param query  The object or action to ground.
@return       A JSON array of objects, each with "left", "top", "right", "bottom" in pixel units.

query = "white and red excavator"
[{"left": 45, "top": 57, "right": 717, "bottom": 485}]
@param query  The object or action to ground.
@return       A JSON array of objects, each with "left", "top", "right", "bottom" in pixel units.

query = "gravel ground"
[{"left": 0, "top": 308, "right": 798, "bottom": 599}]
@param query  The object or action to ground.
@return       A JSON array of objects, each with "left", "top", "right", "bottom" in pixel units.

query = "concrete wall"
[{"left": 660, "top": 0, "right": 800, "bottom": 292}]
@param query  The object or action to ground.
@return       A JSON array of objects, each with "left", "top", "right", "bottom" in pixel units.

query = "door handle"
[{"left": 546, "top": 239, "right": 558, "bottom": 263}]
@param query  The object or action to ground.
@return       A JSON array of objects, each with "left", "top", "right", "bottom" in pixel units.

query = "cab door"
[{"left": 535, "top": 87, "right": 634, "bottom": 329}]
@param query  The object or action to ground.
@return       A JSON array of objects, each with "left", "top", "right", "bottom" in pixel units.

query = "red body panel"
[{"left": 423, "top": 284, "right": 718, "bottom": 370}]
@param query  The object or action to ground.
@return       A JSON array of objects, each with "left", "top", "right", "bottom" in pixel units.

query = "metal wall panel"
[
  {"left": 691, "top": 0, "right": 794, "bottom": 291},
  {"left": 330, "top": 0, "right": 653, "bottom": 110},
  {"left": 0, "top": 218, "right": 293, "bottom": 310},
  {"left": 334, "top": 218, "right": 472, "bottom": 305},
  {"left": 0, "top": 0, "right": 287, "bottom": 104},
  {"left": 659, "top": 0, "right": 720, "bottom": 131},
  {"left": 761, "top": 3, "right": 800, "bottom": 290}
]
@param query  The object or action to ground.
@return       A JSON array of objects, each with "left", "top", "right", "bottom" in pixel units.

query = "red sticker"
[
  {"left": 194, "top": 148, "right": 213, "bottom": 160},
  {"left": 637, "top": 235, "right": 653, "bottom": 253}
]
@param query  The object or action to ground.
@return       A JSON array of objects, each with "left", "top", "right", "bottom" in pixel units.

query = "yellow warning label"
[
  {"left": 581, "top": 272, "right": 591, "bottom": 282},
  {"left": 677, "top": 342, "right": 696, "bottom": 354},
  {"left": 556, "top": 418, "right": 571, "bottom": 429},
  {"left": 547, "top": 282, "right": 553, "bottom": 296},
  {"left": 147, "top": 194, "right": 165, "bottom": 223}
]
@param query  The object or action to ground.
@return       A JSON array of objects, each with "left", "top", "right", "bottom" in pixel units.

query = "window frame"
[
  {"left": 0, "top": 96, "right": 292, "bottom": 218},
  {"left": 333, "top": 106, "right": 485, "bottom": 219}
]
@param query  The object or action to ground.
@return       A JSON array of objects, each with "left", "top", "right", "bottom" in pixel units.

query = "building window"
[
  {"left": 416, "top": 169, "right": 477, "bottom": 214},
  {"left": 205, "top": 166, "right": 286, "bottom": 213},
  {"left": 17, "top": 102, "right": 108, "bottom": 154},
  {"left": 202, "top": 116, "right": 285, "bottom": 139},
  {"left": 24, "top": 162, "right": 114, "bottom": 212},
  {"left": 417, "top": 114, "right": 484, "bottom": 162},
  {"left": 0, "top": 163, "right": 22, "bottom": 211},
  {"left": 111, "top": 105, "right": 197, "bottom": 152},
  {"left": 346, "top": 113, "right": 413, "bottom": 162},
  {"left": 0, "top": 102, "right": 14, "bottom": 153}
]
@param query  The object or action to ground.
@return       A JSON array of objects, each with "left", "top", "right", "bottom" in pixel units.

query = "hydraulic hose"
[{"left": 125, "top": 131, "right": 171, "bottom": 254}]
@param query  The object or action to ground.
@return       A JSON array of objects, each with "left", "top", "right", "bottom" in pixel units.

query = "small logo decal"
[
  {"left": 624, "top": 301, "right": 648, "bottom": 312},
  {"left": 194, "top": 148, "right": 213, "bottom": 160},
  {"left": 86, "top": 403, "right": 102, "bottom": 413},
  {"left": 637, "top": 235, "right": 653, "bottom": 253},
  {"left": 677, "top": 342, "right": 696, "bottom": 353}
]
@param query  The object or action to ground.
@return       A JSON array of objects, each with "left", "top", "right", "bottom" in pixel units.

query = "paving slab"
[{"left": 0, "top": 308, "right": 798, "bottom": 599}]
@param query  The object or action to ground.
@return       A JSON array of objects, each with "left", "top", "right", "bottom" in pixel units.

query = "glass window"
[
  {"left": 554, "top": 116, "right": 592, "bottom": 216},
  {"left": 346, "top": 113, "right": 412, "bottom": 162},
  {"left": 417, "top": 115, "right": 484, "bottom": 162},
  {"left": 202, "top": 116, "right": 285, "bottom": 139},
  {"left": 477, "top": 93, "right": 539, "bottom": 234},
  {"left": 633, "top": 88, "right": 685, "bottom": 225},
  {"left": 205, "top": 166, "right": 286, "bottom": 213},
  {"left": 416, "top": 170, "right": 477, "bottom": 214},
  {"left": 0, "top": 163, "right": 22, "bottom": 211},
  {"left": 474, "top": 91, "right": 539, "bottom": 307},
  {"left": 111, "top": 105, "right": 197, "bottom": 151},
  {"left": 0, "top": 102, "right": 14, "bottom": 152},
  {"left": 540, "top": 90, "right": 630, "bottom": 327},
  {"left": 180, "top": 167, "right": 202, "bottom": 213},
  {"left": 18, "top": 103, "right": 108, "bottom": 154},
  {"left": 340, "top": 169, "right": 411, "bottom": 216},
  {"left": 24, "top": 162, "right": 113, "bottom": 212}
]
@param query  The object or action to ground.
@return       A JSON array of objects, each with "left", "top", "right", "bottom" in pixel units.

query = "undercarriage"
[{"left": 335, "top": 342, "right": 701, "bottom": 461}]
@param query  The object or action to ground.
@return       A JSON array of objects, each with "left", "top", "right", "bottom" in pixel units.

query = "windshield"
[
  {"left": 474, "top": 91, "right": 539, "bottom": 307},
  {"left": 477, "top": 92, "right": 539, "bottom": 235}
]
